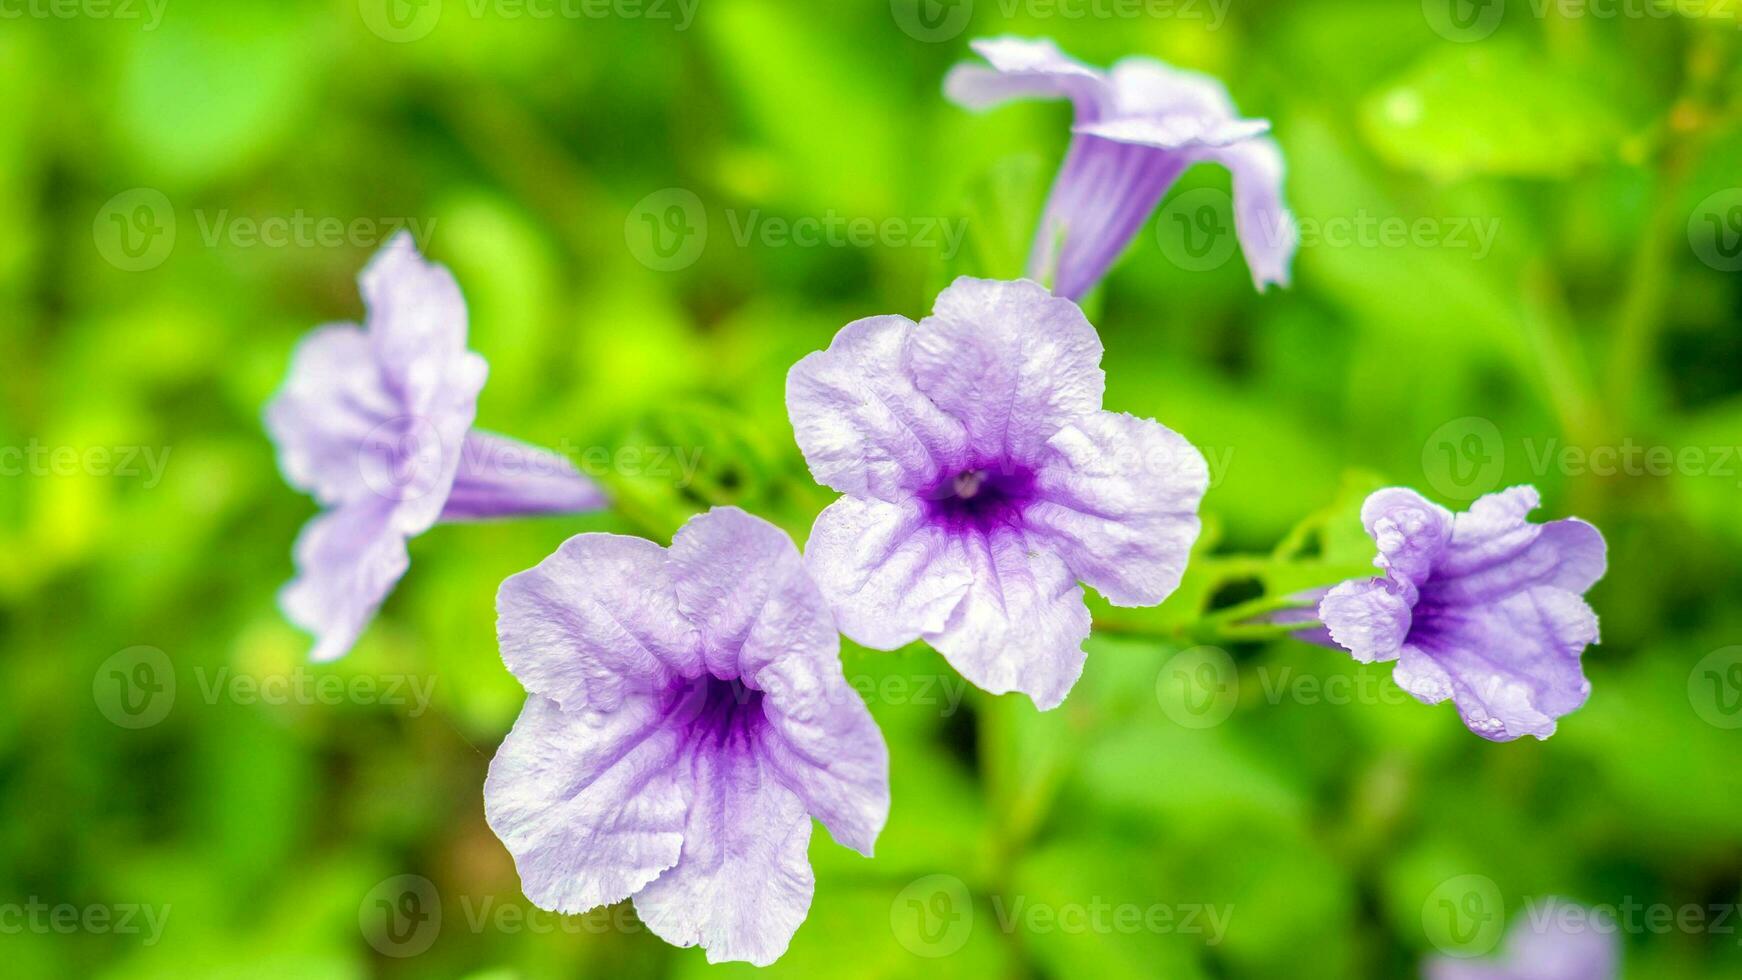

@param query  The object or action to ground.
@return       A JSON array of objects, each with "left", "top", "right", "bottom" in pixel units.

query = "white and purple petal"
[
  {"left": 1025, "top": 410, "right": 1207, "bottom": 606},
  {"left": 1319, "top": 486, "right": 1605, "bottom": 741},
  {"left": 484, "top": 694, "right": 689, "bottom": 913},
  {"left": 907, "top": 277, "right": 1105, "bottom": 463}
]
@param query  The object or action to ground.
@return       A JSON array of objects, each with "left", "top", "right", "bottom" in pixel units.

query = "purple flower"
[
  {"left": 265, "top": 233, "right": 604, "bottom": 662},
  {"left": 946, "top": 36, "right": 1296, "bottom": 300},
  {"left": 1426, "top": 906, "right": 1619, "bottom": 980},
  {"left": 485, "top": 507, "right": 889, "bottom": 966},
  {"left": 1318, "top": 486, "right": 1607, "bottom": 741},
  {"left": 786, "top": 276, "right": 1208, "bottom": 710}
]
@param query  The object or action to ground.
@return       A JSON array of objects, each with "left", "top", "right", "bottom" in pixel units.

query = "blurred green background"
[{"left": 5, "top": 0, "right": 1742, "bottom": 976}]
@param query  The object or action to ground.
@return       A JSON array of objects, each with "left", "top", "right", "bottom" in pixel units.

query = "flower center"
[
  {"left": 923, "top": 464, "right": 1035, "bottom": 532},
  {"left": 670, "top": 675, "right": 766, "bottom": 747}
]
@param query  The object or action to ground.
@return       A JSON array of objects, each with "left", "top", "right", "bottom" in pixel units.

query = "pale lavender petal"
[
  {"left": 1426, "top": 906, "right": 1620, "bottom": 980},
  {"left": 496, "top": 534, "right": 703, "bottom": 713},
  {"left": 1361, "top": 487, "right": 1455, "bottom": 585},
  {"left": 484, "top": 695, "right": 688, "bottom": 913},
  {"left": 803, "top": 495, "right": 974, "bottom": 651},
  {"left": 664, "top": 509, "right": 890, "bottom": 853},
  {"left": 439, "top": 430, "right": 606, "bottom": 521},
  {"left": 1106, "top": 57, "right": 1240, "bottom": 120},
  {"left": 1030, "top": 135, "right": 1188, "bottom": 301},
  {"left": 786, "top": 315, "right": 968, "bottom": 500},
  {"left": 907, "top": 277, "right": 1105, "bottom": 462},
  {"left": 1318, "top": 578, "right": 1413, "bottom": 665},
  {"left": 360, "top": 231, "right": 471, "bottom": 413},
  {"left": 1323, "top": 485, "right": 1606, "bottom": 740},
  {"left": 1026, "top": 410, "right": 1208, "bottom": 606},
  {"left": 633, "top": 742, "right": 815, "bottom": 967},
  {"left": 1207, "top": 136, "right": 1297, "bottom": 290},
  {"left": 264, "top": 325, "right": 397, "bottom": 507},
  {"left": 1435, "top": 487, "right": 1607, "bottom": 594},
  {"left": 925, "top": 523, "right": 1091, "bottom": 711},
  {"left": 1399, "top": 587, "right": 1598, "bottom": 741},
  {"left": 666, "top": 507, "right": 832, "bottom": 680},
  {"left": 943, "top": 36, "right": 1110, "bottom": 118},
  {"left": 279, "top": 497, "right": 410, "bottom": 663},
  {"left": 1075, "top": 115, "right": 1270, "bottom": 150},
  {"left": 754, "top": 667, "right": 889, "bottom": 857}
]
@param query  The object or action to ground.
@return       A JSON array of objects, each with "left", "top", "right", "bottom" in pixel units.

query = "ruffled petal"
[
  {"left": 496, "top": 534, "right": 703, "bottom": 713},
  {"left": 360, "top": 232, "right": 471, "bottom": 413},
  {"left": 264, "top": 325, "right": 398, "bottom": 507},
  {"left": 802, "top": 495, "right": 974, "bottom": 651},
  {"left": 1396, "top": 587, "right": 1599, "bottom": 741},
  {"left": 1107, "top": 56, "right": 1240, "bottom": 120},
  {"left": 1202, "top": 135, "right": 1297, "bottom": 291},
  {"left": 943, "top": 36, "right": 1110, "bottom": 119},
  {"left": 1318, "top": 578, "right": 1413, "bottom": 665},
  {"left": 279, "top": 497, "right": 410, "bottom": 663},
  {"left": 632, "top": 740, "right": 815, "bottom": 967},
  {"left": 1433, "top": 487, "right": 1608, "bottom": 599},
  {"left": 1026, "top": 411, "right": 1208, "bottom": 606},
  {"left": 754, "top": 658, "right": 889, "bottom": 857},
  {"left": 666, "top": 507, "right": 835, "bottom": 681},
  {"left": 786, "top": 315, "right": 968, "bottom": 500},
  {"left": 906, "top": 277, "right": 1105, "bottom": 462},
  {"left": 924, "top": 523, "right": 1091, "bottom": 710},
  {"left": 1360, "top": 487, "right": 1455, "bottom": 585},
  {"left": 663, "top": 511, "right": 891, "bottom": 855},
  {"left": 483, "top": 695, "right": 688, "bottom": 913},
  {"left": 439, "top": 430, "right": 606, "bottom": 521}
]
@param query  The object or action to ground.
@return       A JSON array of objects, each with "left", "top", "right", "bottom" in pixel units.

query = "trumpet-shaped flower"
[
  {"left": 946, "top": 36, "right": 1295, "bottom": 299},
  {"left": 485, "top": 507, "right": 889, "bottom": 966},
  {"left": 1318, "top": 486, "right": 1606, "bottom": 741},
  {"left": 265, "top": 233, "right": 604, "bottom": 661},
  {"left": 787, "top": 276, "right": 1207, "bottom": 709}
]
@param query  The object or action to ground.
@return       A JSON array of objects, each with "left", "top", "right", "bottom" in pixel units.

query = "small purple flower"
[
  {"left": 787, "top": 276, "right": 1208, "bottom": 710},
  {"left": 1426, "top": 906, "right": 1619, "bottom": 980},
  {"left": 1318, "top": 486, "right": 1607, "bottom": 741},
  {"left": 946, "top": 36, "right": 1296, "bottom": 300},
  {"left": 485, "top": 507, "right": 889, "bottom": 966},
  {"left": 265, "top": 233, "right": 604, "bottom": 661}
]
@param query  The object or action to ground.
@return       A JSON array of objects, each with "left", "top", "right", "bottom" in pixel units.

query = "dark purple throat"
[
  {"left": 669, "top": 674, "right": 766, "bottom": 747},
  {"left": 922, "top": 464, "right": 1036, "bottom": 533}
]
